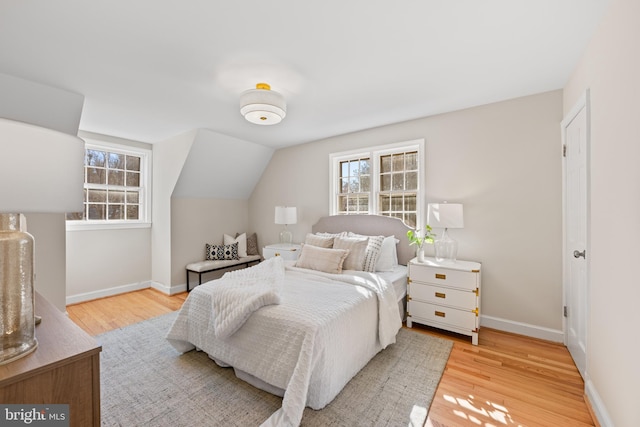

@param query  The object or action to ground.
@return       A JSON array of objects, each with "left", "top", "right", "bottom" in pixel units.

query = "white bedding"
[
  {"left": 376, "top": 264, "right": 408, "bottom": 302},
  {"left": 166, "top": 261, "right": 402, "bottom": 427}
]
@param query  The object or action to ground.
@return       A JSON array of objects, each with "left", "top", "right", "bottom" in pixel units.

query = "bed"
[{"left": 166, "top": 215, "right": 414, "bottom": 426}]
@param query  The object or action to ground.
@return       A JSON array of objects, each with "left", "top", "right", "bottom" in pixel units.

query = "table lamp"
[
  {"left": 427, "top": 202, "right": 464, "bottom": 262},
  {"left": 0, "top": 118, "right": 85, "bottom": 365},
  {"left": 274, "top": 206, "right": 297, "bottom": 244}
]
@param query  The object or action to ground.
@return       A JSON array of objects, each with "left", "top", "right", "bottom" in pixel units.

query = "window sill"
[{"left": 66, "top": 221, "right": 152, "bottom": 231}]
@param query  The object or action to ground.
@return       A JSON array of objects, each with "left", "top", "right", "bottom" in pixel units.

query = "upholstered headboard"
[{"left": 311, "top": 215, "right": 414, "bottom": 265}]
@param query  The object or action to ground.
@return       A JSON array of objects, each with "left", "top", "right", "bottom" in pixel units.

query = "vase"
[
  {"left": 0, "top": 213, "right": 38, "bottom": 365},
  {"left": 417, "top": 248, "right": 426, "bottom": 263}
]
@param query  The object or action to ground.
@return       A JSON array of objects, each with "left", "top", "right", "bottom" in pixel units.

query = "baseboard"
[
  {"left": 480, "top": 314, "right": 564, "bottom": 342},
  {"left": 150, "top": 281, "right": 186, "bottom": 295},
  {"left": 584, "top": 375, "right": 614, "bottom": 427},
  {"left": 66, "top": 280, "right": 153, "bottom": 305}
]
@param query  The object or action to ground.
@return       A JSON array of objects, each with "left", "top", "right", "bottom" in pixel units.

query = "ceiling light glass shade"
[{"left": 240, "top": 83, "right": 286, "bottom": 125}]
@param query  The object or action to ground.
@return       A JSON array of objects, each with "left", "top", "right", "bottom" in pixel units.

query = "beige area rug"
[{"left": 98, "top": 312, "right": 452, "bottom": 426}]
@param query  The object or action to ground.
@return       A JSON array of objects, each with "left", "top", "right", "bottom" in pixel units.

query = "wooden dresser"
[{"left": 0, "top": 292, "right": 101, "bottom": 426}]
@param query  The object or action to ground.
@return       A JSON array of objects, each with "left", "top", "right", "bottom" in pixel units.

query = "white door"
[{"left": 562, "top": 92, "right": 589, "bottom": 378}]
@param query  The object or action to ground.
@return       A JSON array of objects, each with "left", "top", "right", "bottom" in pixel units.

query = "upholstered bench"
[{"left": 185, "top": 255, "right": 262, "bottom": 292}]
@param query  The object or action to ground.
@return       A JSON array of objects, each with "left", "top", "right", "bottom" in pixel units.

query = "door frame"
[{"left": 561, "top": 89, "right": 591, "bottom": 378}]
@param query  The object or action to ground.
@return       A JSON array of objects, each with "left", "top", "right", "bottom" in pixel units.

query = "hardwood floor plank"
[
  {"left": 66, "top": 290, "right": 594, "bottom": 426},
  {"left": 66, "top": 288, "right": 187, "bottom": 336}
]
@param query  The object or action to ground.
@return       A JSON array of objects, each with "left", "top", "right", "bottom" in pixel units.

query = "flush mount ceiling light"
[{"left": 240, "top": 82, "right": 286, "bottom": 125}]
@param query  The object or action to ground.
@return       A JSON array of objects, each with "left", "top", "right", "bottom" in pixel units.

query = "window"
[
  {"left": 330, "top": 139, "right": 424, "bottom": 228},
  {"left": 337, "top": 156, "right": 371, "bottom": 215},
  {"left": 66, "top": 140, "right": 151, "bottom": 229}
]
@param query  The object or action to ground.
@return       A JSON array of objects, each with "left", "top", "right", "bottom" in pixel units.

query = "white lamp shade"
[
  {"left": 240, "top": 84, "right": 286, "bottom": 125},
  {"left": 427, "top": 203, "right": 464, "bottom": 229},
  {"left": 275, "top": 206, "right": 297, "bottom": 225},
  {"left": 0, "top": 118, "right": 85, "bottom": 213}
]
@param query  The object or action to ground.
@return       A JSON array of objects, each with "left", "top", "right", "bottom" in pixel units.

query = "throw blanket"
[{"left": 212, "top": 256, "right": 284, "bottom": 339}]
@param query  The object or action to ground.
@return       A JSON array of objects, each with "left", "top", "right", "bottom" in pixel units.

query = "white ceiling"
[{"left": 0, "top": 0, "right": 610, "bottom": 148}]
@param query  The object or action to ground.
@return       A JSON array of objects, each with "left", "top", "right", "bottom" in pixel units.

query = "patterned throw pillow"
[
  {"left": 224, "top": 233, "right": 247, "bottom": 257},
  {"left": 205, "top": 242, "right": 239, "bottom": 260},
  {"left": 362, "top": 235, "right": 385, "bottom": 272},
  {"left": 346, "top": 232, "right": 385, "bottom": 272}
]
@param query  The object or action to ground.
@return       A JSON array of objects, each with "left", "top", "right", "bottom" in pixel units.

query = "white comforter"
[{"left": 166, "top": 261, "right": 402, "bottom": 427}]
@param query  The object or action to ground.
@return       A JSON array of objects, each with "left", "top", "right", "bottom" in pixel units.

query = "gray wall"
[
  {"left": 171, "top": 198, "right": 250, "bottom": 287},
  {"left": 0, "top": 73, "right": 84, "bottom": 311},
  {"left": 250, "top": 90, "right": 564, "bottom": 337},
  {"left": 65, "top": 131, "right": 153, "bottom": 304},
  {"left": 563, "top": 0, "right": 639, "bottom": 424}
]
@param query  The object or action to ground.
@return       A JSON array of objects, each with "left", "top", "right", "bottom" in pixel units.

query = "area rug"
[{"left": 97, "top": 312, "right": 452, "bottom": 426}]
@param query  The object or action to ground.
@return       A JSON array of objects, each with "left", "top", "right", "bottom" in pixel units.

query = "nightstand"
[
  {"left": 407, "top": 257, "right": 481, "bottom": 345},
  {"left": 263, "top": 243, "right": 301, "bottom": 261}
]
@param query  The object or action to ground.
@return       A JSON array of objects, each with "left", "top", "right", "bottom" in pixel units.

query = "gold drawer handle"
[
  {"left": 435, "top": 273, "right": 446, "bottom": 280},
  {"left": 435, "top": 292, "right": 446, "bottom": 299},
  {"left": 275, "top": 253, "right": 281, "bottom": 256},
  {"left": 435, "top": 311, "right": 446, "bottom": 318}
]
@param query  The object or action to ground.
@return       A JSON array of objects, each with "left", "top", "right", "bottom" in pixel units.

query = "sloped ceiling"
[
  {"left": 0, "top": 0, "right": 610, "bottom": 148},
  {"left": 172, "top": 129, "right": 273, "bottom": 199}
]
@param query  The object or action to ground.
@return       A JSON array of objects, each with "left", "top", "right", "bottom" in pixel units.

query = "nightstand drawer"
[
  {"left": 410, "top": 283, "right": 476, "bottom": 308},
  {"left": 263, "top": 244, "right": 301, "bottom": 261},
  {"left": 409, "top": 301, "right": 477, "bottom": 330},
  {"left": 410, "top": 266, "right": 477, "bottom": 291}
]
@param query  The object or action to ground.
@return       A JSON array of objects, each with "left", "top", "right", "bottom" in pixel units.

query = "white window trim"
[
  {"left": 66, "top": 139, "right": 152, "bottom": 231},
  {"left": 329, "top": 139, "right": 425, "bottom": 227}
]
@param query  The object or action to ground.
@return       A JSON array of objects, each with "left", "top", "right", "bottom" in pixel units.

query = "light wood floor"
[{"left": 67, "top": 289, "right": 595, "bottom": 427}]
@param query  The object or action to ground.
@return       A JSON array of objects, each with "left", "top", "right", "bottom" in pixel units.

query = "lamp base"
[
  {"left": 279, "top": 229, "right": 293, "bottom": 244},
  {"left": 434, "top": 228, "right": 458, "bottom": 263}
]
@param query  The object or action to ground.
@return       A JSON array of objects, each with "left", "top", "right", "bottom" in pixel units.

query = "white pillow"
[
  {"left": 333, "top": 236, "right": 369, "bottom": 271},
  {"left": 224, "top": 233, "right": 247, "bottom": 258},
  {"left": 376, "top": 236, "right": 399, "bottom": 272},
  {"left": 295, "top": 244, "right": 349, "bottom": 274}
]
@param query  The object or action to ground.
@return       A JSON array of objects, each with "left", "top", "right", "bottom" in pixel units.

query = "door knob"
[{"left": 573, "top": 250, "right": 586, "bottom": 259}]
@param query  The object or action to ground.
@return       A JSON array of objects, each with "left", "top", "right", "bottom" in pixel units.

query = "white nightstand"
[
  {"left": 407, "top": 257, "right": 481, "bottom": 345},
  {"left": 263, "top": 243, "right": 301, "bottom": 261}
]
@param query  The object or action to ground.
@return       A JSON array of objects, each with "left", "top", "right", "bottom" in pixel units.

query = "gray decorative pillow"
[
  {"left": 235, "top": 232, "right": 259, "bottom": 256},
  {"left": 206, "top": 242, "right": 239, "bottom": 260},
  {"left": 247, "top": 233, "right": 259, "bottom": 256}
]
